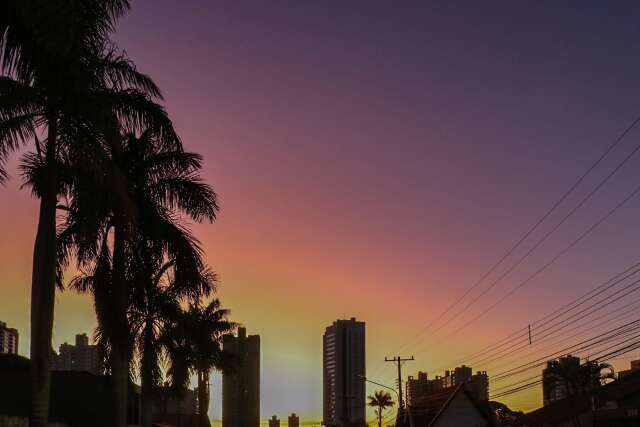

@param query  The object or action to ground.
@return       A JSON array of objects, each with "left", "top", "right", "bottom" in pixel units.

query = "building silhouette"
[
  {"left": 323, "top": 317, "right": 366, "bottom": 427},
  {"left": 268, "top": 415, "right": 280, "bottom": 427},
  {"left": 222, "top": 327, "right": 260, "bottom": 427},
  {"left": 542, "top": 355, "right": 580, "bottom": 406},
  {"left": 407, "top": 366, "right": 488, "bottom": 406},
  {"left": 288, "top": 413, "right": 299, "bottom": 427},
  {"left": 0, "top": 321, "right": 18, "bottom": 354},
  {"left": 50, "top": 333, "right": 103, "bottom": 375}
]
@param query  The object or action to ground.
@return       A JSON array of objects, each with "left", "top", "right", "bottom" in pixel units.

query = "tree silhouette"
[
  {"left": 368, "top": 390, "right": 395, "bottom": 427},
  {"left": 37, "top": 129, "right": 216, "bottom": 427},
  {"left": 0, "top": 2, "right": 172, "bottom": 425},
  {"left": 163, "top": 299, "right": 237, "bottom": 418}
]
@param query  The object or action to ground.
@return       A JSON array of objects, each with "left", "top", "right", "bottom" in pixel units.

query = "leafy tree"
[{"left": 368, "top": 390, "right": 395, "bottom": 427}]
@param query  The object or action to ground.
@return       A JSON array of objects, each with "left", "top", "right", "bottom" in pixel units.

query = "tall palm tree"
[
  {"left": 368, "top": 390, "right": 395, "bottom": 427},
  {"left": 50, "top": 129, "right": 217, "bottom": 427},
  {"left": 164, "top": 299, "right": 237, "bottom": 418},
  {"left": 0, "top": 2, "right": 177, "bottom": 425}
]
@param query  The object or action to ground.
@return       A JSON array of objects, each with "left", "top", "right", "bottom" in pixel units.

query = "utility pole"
[
  {"left": 384, "top": 356, "right": 414, "bottom": 410},
  {"left": 528, "top": 324, "right": 532, "bottom": 345}
]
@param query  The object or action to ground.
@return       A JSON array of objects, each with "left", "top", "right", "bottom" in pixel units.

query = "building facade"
[
  {"left": 222, "top": 327, "right": 260, "bottom": 427},
  {"left": 50, "top": 333, "right": 103, "bottom": 375},
  {"left": 323, "top": 318, "right": 366, "bottom": 427},
  {"left": 0, "top": 321, "right": 18, "bottom": 354},
  {"left": 288, "top": 413, "right": 299, "bottom": 427}
]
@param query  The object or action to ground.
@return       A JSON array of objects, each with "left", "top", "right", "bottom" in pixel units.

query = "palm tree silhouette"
[
  {"left": 368, "top": 390, "right": 395, "bottom": 427},
  {"left": 0, "top": 2, "right": 175, "bottom": 425},
  {"left": 40, "top": 129, "right": 217, "bottom": 426},
  {"left": 128, "top": 255, "right": 216, "bottom": 427},
  {"left": 163, "top": 299, "right": 237, "bottom": 419}
]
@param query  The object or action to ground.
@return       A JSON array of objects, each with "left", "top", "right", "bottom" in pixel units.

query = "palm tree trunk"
[
  {"left": 141, "top": 321, "right": 155, "bottom": 427},
  {"left": 29, "top": 120, "right": 58, "bottom": 427},
  {"left": 197, "top": 369, "right": 209, "bottom": 417},
  {"left": 378, "top": 406, "right": 382, "bottom": 427},
  {"left": 111, "top": 218, "right": 130, "bottom": 427}
]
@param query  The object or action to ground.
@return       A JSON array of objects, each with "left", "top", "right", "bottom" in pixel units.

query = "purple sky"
[{"left": 4, "top": 1, "right": 640, "bottom": 420}]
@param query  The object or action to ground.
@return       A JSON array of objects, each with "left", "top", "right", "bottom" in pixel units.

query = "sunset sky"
[{"left": 3, "top": 1, "right": 640, "bottom": 422}]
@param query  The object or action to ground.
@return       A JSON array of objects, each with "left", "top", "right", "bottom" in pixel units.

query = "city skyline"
[{"left": 5, "top": 1, "right": 640, "bottom": 423}]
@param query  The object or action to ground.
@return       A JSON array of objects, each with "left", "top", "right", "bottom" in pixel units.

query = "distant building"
[
  {"left": 0, "top": 321, "right": 18, "bottom": 354},
  {"left": 407, "top": 372, "right": 444, "bottom": 406},
  {"left": 50, "top": 333, "right": 103, "bottom": 375},
  {"left": 288, "top": 413, "right": 299, "bottom": 427},
  {"left": 408, "top": 366, "right": 488, "bottom": 405},
  {"left": 542, "top": 355, "right": 581, "bottom": 406},
  {"left": 268, "top": 415, "right": 280, "bottom": 427},
  {"left": 323, "top": 317, "right": 366, "bottom": 427},
  {"left": 222, "top": 327, "right": 260, "bottom": 427}
]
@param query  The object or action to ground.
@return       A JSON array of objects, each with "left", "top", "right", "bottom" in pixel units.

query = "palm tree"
[
  {"left": 164, "top": 299, "right": 237, "bottom": 418},
  {"left": 129, "top": 254, "right": 216, "bottom": 427},
  {"left": 51, "top": 129, "right": 217, "bottom": 427},
  {"left": 0, "top": 2, "right": 174, "bottom": 425},
  {"left": 368, "top": 390, "right": 395, "bottom": 427}
]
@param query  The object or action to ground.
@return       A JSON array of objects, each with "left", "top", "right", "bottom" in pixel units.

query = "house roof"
[
  {"left": 396, "top": 384, "right": 494, "bottom": 427},
  {"left": 428, "top": 384, "right": 495, "bottom": 426}
]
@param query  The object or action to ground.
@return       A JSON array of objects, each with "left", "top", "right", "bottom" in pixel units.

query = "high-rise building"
[
  {"left": 0, "top": 321, "right": 18, "bottom": 354},
  {"left": 542, "top": 355, "right": 580, "bottom": 406},
  {"left": 288, "top": 413, "right": 299, "bottom": 427},
  {"left": 323, "top": 318, "right": 366, "bottom": 427},
  {"left": 222, "top": 327, "right": 260, "bottom": 427},
  {"left": 269, "top": 415, "right": 280, "bottom": 427},
  {"left": 50, "top": 333, "right": 103, "bottom": 375}
]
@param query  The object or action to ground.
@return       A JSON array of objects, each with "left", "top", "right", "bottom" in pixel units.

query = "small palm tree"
[
  {"left": 164, "top": 299, "right": 236, "bottom": 417},
  {"left": 368, "top": 390, "right": 395, "bottom": 427}
]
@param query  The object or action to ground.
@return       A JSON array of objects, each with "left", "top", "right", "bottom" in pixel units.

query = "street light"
[{"left": 359, "top": 376, "right": 413, "bottom": 427}]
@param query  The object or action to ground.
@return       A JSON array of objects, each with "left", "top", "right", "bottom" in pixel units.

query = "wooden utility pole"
[{"left": 384, "top": 356, "right": 414, "bottom": 410}]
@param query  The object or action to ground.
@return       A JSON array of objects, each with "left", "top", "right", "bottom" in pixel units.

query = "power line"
[
  {"left": 394, "top": 114, "right": 640, "bottom": 356},
  {"left": 440, "top": 180, "right": 640, "bottom": 342},
  {"left": 436, "top": 259, "right": 640, "bottom": 371}
]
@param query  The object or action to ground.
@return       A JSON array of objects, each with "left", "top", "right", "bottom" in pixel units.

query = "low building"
[
  {"left": 0, "top": 353, "right": 140, "bottom": 426},
  {"left": 50, "top": 333, "right": 103, "bottom": 375},
  {"left": 0, "top": 321, "right": 18, "bottom": 355},
  {"left": 288, "top": 413, "right": 299, "bottom": 427},
  {"left": 268, "top": 415, "right": 280, "bottom": 427},
  {"left": 618, "top": 359, "right": 640, "bottom": 379}
]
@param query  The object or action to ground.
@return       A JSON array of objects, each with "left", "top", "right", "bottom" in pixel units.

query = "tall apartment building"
[
  {"left": 288, "top": 413, "right": 300, "bottom": 427},
  {"left": 222, "top": 327, "right": 260, "bottom": 427},
  {"left": 50, "top": 333, "right": 103, "bottom": 375},
  {"left": 323, "top": 318, "right": 366, "bottom": 427},
  {"left": 542, "top": 355, "right": 580, "bottom": 406},
  {"left": 0, "top": 321, "right": 18, "bottom": 354}
]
